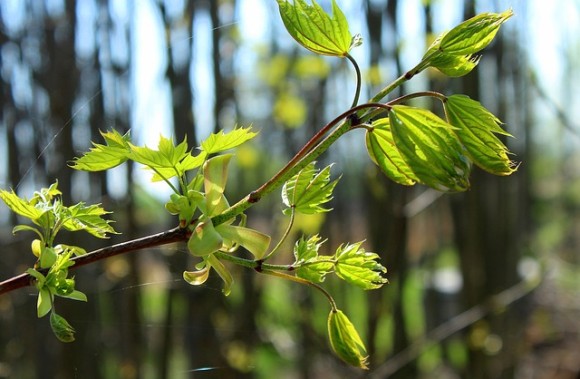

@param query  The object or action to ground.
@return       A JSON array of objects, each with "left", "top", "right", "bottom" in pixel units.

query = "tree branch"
[{"left": 0, "top": 226, "right": 189, "bottom": 296}]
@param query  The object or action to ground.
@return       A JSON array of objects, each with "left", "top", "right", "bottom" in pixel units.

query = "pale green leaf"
[
  {"left": 335, "top": 241, "right": 388, "bottom": 290},
  {"left": 390, "top": 105, "right": 471, "bottom": 192},
  {"left": 183, "top": 266, "right": 211, "bottom": 286},
  {"left": 444, "top": 94, "right": 516, "bottom": 175},
  {"left": 328, "top": 309, "right": 369, "bottom": 369},
  {"left": 200, "top": 127, "right": 257, "bottom": 154},
  {"left": 277, "top": 0, "right": 353, "bottom": 57},
  {"left": 365, "top": 118, "right": 419, "bottom": 186},
  {"left": 203, "top": 154, "right": 233, "bottom": 217},
  {"left": 71, "top": 129, "right": 131, "bottom": 171},
  {"left": 50, "top": 311, "right": 76, "bottom": 342},
  {"left": 206, "top": 253, "right": 233, "bottom": 296},
  {"left": 282, "top": 162, "right": 339, "bottom": 214},
  {"left": 187, "top": 219, "right": 224, "bottom": 257},
  {"left": 216, "top": 224, "right": 271, "bottom": 260}
]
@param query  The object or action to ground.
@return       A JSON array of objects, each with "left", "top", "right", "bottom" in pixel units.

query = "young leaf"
[
  {"left": 0, "top": 189, "right": 42, "bottom": 221},
  {"left": 71, "top": 129, "right": 131, "bottom": 171},
  {"left": 215, "top": 224, "right": 272, "bottom": 260},
  {"left": 293, "top": 235, "right": 334, "bottom": 283},
  {"left": 328, "top": 309, "right": 369, "bottom": 369},
  {"left": 206, "top": 253, "right": 234, "bottom": 296},
  {"left": 439, "top": 10, "right": 513, "bottom": 55},
  {"left": 61, "top": 202, "right": 117, "bottom": 238},
  {"left": 183, "top": 265, "right": 211, "bottom": 286},
  {"left": 365, "top": 118, "right": 419, "bottom": 186},
  {"left": 282, "top": 162, "right": 339, "bottom": 214},
  {"left": 200, "top": 126, "right": 257, "bottom": 155},
  {"left": 37, "top": 287, "right": 53, "bottom": 318},
  {"left": 187, "top": 219, "right": 224, "bottom": 257},
  {"left": 334, "top": 241, "right": 388, "bottom": 290},
  {"left": 429, "top": 51, "right": 481, "bottom": 77},
  {"left": 389, "top": 105, "right": 471, "bottom": 192},
  {"left": 203, "top": 154, "right": 233, "bottom": 217},
  {"left": 277, "top": 0, "right": 353, "bottom": 57},
  {"left": 50, "top": 311, "right": 76, "bottom": 343},
  {"left": 444, "top": 94, "right": 516, "bottom": 175},
  {"left": 129, "top": 135, "right": 202, "bottom": 182}
]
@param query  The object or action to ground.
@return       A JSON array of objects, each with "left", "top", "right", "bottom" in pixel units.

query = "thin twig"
[{"left": 0, "top": 227, "right": 189, "bottom": 295}]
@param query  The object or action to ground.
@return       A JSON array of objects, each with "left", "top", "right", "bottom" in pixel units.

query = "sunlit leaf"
[
  {"left": 390, "top": 105, "right": 471, "bottom": 192},
  {"left": 216, "top": 224, "right": 271, "bottom": 260},
  {"left": 59, "top": 290, "right": 87, "bottom": 302},
  {"left": 282, "top": 162, "right": 340, "bottom": 214},
  {"left": 444, "top": 95, "right": 516, "bottom": 175},
  {"left": 200, "top": 127, "right": 257, "bottom": 154},
  {"left": 365, "top": 118, "right": 419, "bottom": 186},
  {"left": 50, "top": 311, "right": 76, "bottom": 342},
  {"left": 293, "top": 235, "right": 334, "bottom": 283},
  {"left": 61, "top": 202, "right": 117, "bottom": 238},
  {"left": 429, "top": 51, "right": 480, "bottom": 77},
  {"left": 71, "top": 129, "right": 131, "bottom": 171},
  {"left": 439, "top": 9, "right": 513, "bottom": 55},
  {"left": 334, "top": 241, "right": 388, "bottom": 290},
  {"left": 277, "top": 0, "right": 353, "bottom": 57},
  {"left": 0, "top": 189, "right": 42, "bottom": 221},
  {"left": 328, "top": 309, "right": 369, "bottom": 369},
  {"left": 203, "top": 154, "right": 233, "bottom": 217}
]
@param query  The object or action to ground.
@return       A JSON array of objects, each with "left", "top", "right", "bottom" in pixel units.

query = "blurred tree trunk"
[
  {"left": 362, "top": 1, "right": 417, "bottom": 377},
  {"left": 450, "top": 2, "right": 530, "bottom": 379}
]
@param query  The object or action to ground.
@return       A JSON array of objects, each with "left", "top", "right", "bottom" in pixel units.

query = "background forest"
[{"left": 1, "top": 0, "right": 579, "bottom": 378}]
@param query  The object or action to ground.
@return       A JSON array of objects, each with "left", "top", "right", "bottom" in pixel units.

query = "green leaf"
[
  {"left": 327, "top": 309, "right": 369, "bottom": 369},
  {"left": 389, "top": 105, "right": 471, "bottom": 192},
  {"left": 282, "top": 162, "right": 339, "bottom": 214},
  {"left": 429, "top": 50, "right": 480, "bottom": 77},
  {"left": 50, "top": 311, "right": 76, "bottom": 342},
  {"left": 0, "top": 189, "right": 42, "bottom": 221},
  {"left": 444, "top": 94, "right": 517, "bottom": 175},
  {"left": 71, "top": 129, "right": 131, "bottom": 171},
  {"left": 59, "top": 290, "right": 87, "bottom": 302},
  {"left": 277, "top": 0, "right": 353, "bottom": 57},
  {"left": 334, "top": 241, "right": 388, "bottom": 290},
  {"left": 439, "top": 10, "right": 513, "bottom": 55},
  {"left": 203, "top": 154, "right": 233, "bottom": 217},
  {"left": 129, "top": 135, "right": 202, "bottom": 182},
  {"left": 216, "top": 224, "right": 272, "bottom": 260},
  {"left": 365, "top": 118, "right": 419, "bottom": 186},
  {"left": 61, "top": 202, "right": 117, "bottom": 238},
  {"left": 293, "top": 235, "right": 334, "bottom": 283},
  {"left": 37, "top": 287, "right": 53, "bottom": 318},
  {"left": 200, "top": 127, "right": 257, "bottom": 155},
  {"left": 187, "top": 219, "right": 224, "bottom": 257}
]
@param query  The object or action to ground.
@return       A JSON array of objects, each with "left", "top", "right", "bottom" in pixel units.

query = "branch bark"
[{"left": 0, "top": 226, "right": 189, "bottom": 296}]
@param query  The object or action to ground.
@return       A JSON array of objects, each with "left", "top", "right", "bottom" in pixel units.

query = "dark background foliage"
[{"left": 1, "top": 0, "right": 579, "bottom": 378}]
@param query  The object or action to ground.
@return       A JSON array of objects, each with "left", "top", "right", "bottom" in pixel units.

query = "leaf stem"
[
  {"left": 346, "top": 53, "right": 361, "bottom": 108},
  {"left": 262, "top": 208, "right": 295, "bottom": 262},
  {"left": 369, "top": 59, "right": 431, "bottom": 103},
  {"left": 386, "top": 91, "right": 446, "bottom": 105},
  {"left": 259, "top": 269, "right": 338, "bottom": 312}
]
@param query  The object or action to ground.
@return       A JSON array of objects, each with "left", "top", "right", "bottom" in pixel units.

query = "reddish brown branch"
[{"left": 0, "top": 226, "right": 189, "bottom": 296}]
